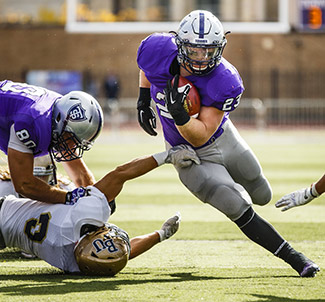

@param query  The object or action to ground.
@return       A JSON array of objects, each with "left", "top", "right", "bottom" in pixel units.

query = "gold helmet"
[
  {"left": 74, "top": 224, "right": 130, "bottom": 276},
  {"left": 33, "top": 155, "right": 54, "bottom": 184}
]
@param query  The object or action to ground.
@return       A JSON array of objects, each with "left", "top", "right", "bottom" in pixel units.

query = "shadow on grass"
[
  {"left": 250, "top": 294, "right": 325, "bottom": 302},
  {"left": 0, "top": 271, "right": 296, "bottom": 297},
  {"left": 0, "top": 249, "right": 39, "bottom": 262}
]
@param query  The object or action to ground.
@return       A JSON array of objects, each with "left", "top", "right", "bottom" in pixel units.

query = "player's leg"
[
  {"left": 177, "top": 160, "right": 251, "bottom": 220},
  {"left": 218, "top": 120, "right": 272, "bottom": 206},
  {"left": 174, "top": 138, "right": 319, "bottom": 277},
  {"left": 234, "top": 206, "right": 319, "bottom": 277}
]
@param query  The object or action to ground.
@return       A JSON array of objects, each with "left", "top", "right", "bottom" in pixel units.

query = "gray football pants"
[{"left": 168, "top": 119, "right": 272, "bottom": 221}]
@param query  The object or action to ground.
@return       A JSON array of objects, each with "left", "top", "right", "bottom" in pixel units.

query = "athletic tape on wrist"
[
  {"left": 152, "top": 151, "right": 168, "bottom": 166},
  {"left": 311, "top": 183, "right": 320, "bottom": 198},
  {"left": 156, "top": 229, "right": 165, "bottom": 242}
]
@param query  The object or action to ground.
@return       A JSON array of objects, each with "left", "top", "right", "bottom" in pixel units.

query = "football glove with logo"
[
  {"left": 137, "top": 87, "right": 157, "bottom": 136},
  {"left": 164, "top": 75, "right": 190, "bottom": 126},
  {"left": 65, "top": 186, "right": 90, "bottom": 205},
  {"left": 157, "top": 212, "right": 181, "bottom": 241},
  {"left": 153, "top": 144, "right": 200, "bottom": 168},
  {"left": 166, "top": 144, "right": 200, "bottom": 168},
  {"left": 275, "top": 183, "right": 320, "bottom": 211}
]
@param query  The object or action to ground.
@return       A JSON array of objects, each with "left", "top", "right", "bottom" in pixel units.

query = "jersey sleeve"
[
  {"left": 13, "top": 115, "right": 39, "bottom": 152},
  {"left": 137, "top": 33, "right": 178, "bottom": 86},
  {"left": 70, "top": 186, "right": 110, "bottom": 241},
  {"left": 8, "top": 124, "right": 33, "bottom": 153},
  {"left": 205, "top": 61, "right": 244, "bottom": 112}
]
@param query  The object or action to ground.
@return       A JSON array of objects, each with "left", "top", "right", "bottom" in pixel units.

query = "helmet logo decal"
[
  {"left": 92, "top": 237, "right": 118, "bottom": 254},
  {"left": 68, "top": 104, "right": 87, "bottom": 122},
  {"left": 199, "top": 12, "right": 205, "bottom": 38}
]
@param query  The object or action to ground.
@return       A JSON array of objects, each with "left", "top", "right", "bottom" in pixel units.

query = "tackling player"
[
  {"left": 0, "top": 80, "right": 103, "bottom": 205},
  {"left": 136, "top": 10, "right": 319, "bottom": 277},
  {"left": 0, "top": 144, "right": 199, "bottom": 275}
]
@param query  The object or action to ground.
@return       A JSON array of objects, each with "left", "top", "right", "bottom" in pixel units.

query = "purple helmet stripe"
[{"left": 199, "top": 12, "right": 205, "bottom": 38}]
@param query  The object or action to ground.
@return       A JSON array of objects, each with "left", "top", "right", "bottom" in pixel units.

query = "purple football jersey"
[
  {"left": 0, "top": 80, "right": 61, "bottom": 156},
  {"left": 137, "top": 33, "right": 244, "bottom": 148}
]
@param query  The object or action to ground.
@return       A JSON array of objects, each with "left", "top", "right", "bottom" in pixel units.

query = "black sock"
[
  {"left": 234, "top": 207, "right": 309, "bottom": 274},
  {"left": 234, "top": 207, "right": 284, "bottom": 253}
]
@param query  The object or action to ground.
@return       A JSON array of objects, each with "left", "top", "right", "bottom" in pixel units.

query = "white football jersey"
[
  {"left": 0, "top": 186, "right": 110, "bottom": 273},
  {"left": 0, "top": 181, "right": 19, "bottom": 198}
]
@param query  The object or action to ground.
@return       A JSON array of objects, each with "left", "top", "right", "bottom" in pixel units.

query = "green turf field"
[{"left": 1, "top": 128, "right": 325, "bottom": 302}]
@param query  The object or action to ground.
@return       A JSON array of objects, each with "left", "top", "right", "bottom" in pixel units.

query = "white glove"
[
  {"left": 166, "top": 144, "right": 200, "bottom": 168},
  {"left": 275, "top": 183, "right": 319, "bottom": 212},
  {"left": 157, "top": 212, "right": 181, "bottom": 241}
]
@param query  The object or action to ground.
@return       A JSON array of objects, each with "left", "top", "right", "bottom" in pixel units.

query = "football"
[{"left": 172, "top": 75, "right": 201, "bottom": 118}]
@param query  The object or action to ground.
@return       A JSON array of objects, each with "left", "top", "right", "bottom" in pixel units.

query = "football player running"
[
  {"left": 0, "top": 80, "right": 103, "bottom": 205},
  {"left": 0, "top": 144, "right": 198, "bottom": 275},
  {"left": 136, "top": 10, "right": 319, "bottom": 277},
  {"left": 276, "top": 174, "right": 325, "bottom": 211}
]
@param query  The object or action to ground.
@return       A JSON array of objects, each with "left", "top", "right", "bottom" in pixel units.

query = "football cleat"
[{"left": 300, "top": 262, "right": 320, "bottom": 277}]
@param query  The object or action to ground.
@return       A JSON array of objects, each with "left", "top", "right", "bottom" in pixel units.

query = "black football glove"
[
  {"left": 109, "top": 198, "right": 116, "bottom": 215},
  {"left": 137, "top": 87, "right": 157, "bottom": 136},
  {"left": 164, "top": 75, "right": 190, "bottom": 126}
]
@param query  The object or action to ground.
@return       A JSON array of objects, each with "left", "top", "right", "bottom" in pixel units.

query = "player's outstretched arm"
[
  {"left": 94, "top": 155, "right": 158, "bottom": 202},
  {"left": 129, "top": 212, "right": 181, "bottom": 260},
  {"left": 94, "top": 146, "right": 199, "bottom": 203}
]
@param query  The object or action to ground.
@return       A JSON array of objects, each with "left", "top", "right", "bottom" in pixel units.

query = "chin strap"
[{"left": 48, "top": 150, "right": 58, "bottom": 186}]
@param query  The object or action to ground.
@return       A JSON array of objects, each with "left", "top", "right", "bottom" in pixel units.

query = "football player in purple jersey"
[
  {"left": 136, "top": 10, "right": 319, "bottom": 277},
  {"left": 276, "top": 174, "right": 325, "bottom": 211},
  {"left": 0, "top": 80, "right": 103, "bottom": 205}
]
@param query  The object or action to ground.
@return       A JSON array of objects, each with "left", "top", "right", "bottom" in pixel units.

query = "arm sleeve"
[{"left": 8, "top": 124, "right": 33, "bottom": 154}]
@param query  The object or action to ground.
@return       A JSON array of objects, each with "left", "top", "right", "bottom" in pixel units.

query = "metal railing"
[{"left": 102, "top": 98, "right": 325, "bottom": 129}]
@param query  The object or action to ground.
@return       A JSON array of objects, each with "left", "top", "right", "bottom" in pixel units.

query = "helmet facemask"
[
  {"left": 176, "top": 38, "right": 227, "bottom": 76},
  {"left": 175, "top": 10, "right": 228, "bottom": 76},
  {"left": 51, "top": 130, "right": 92, "bottom": 162},
  {"left": 50, "top": 91, "right": 103, "bottom": 162}
]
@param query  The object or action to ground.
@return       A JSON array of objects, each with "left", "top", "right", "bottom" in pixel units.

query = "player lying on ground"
[
  {"left": 276, "top": 174, "right": 325, "bottom": 211},
  {"left": 0, "top": 145, "right": 198, "bottom": 276}
]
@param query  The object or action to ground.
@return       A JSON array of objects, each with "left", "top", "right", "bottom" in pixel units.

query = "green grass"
[{"left": 1, "top": 128, "right": 325, "bottom": 302}]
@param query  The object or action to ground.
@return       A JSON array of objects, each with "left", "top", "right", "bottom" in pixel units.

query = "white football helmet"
[
  {"left": 74, "top": 224, "right": 130, "bottom": 276},
  {"left": 51, "top": 91, "right": 103, "bottom": 162},
  {"left": 176, "top": 10, "right": 227, "bottom": 76}
]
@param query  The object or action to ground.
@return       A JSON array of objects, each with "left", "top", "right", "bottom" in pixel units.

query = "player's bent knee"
[
  {"left": 177, "top": 165, "right": 251, "bottom": 220},
  {"left": 250, "top": 178, "right": 272, "bottom": 206}
]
